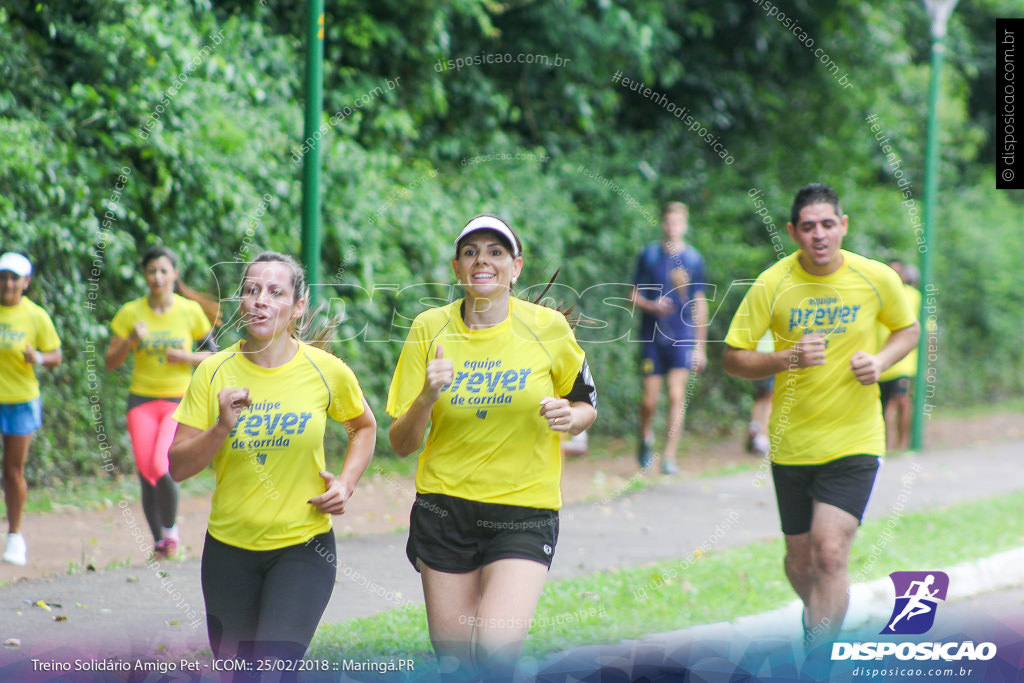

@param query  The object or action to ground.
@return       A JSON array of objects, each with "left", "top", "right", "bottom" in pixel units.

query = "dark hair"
[
  {"left": 789, "top": 183, "right": 842, "bottom": 226},
  {"left": 242, "top": 251, "right": 336, "bottom": 348},
  {"left": 141, "top": 245, "right": 221, "bottom": 326},
  {"left": 902, "top": 263, "right": 920, "bottom": 287},
  {"left": 527, "top": 269, "right": 580, "bottom": 329},
  {"left": 141, "top": 245, "right": 177, "bottom": 269}
]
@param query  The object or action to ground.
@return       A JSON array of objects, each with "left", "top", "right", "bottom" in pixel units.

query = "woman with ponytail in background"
[{"left": 106, "top": 246, "right": 220, "bottom": 559}]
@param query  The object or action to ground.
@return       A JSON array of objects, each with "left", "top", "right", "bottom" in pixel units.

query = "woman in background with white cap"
[
  {"left": 387, "top": 215, "right": 597, "bottom": 680},
  {"left": 0, "top": 252, "right": 62, "bottom": 566}
]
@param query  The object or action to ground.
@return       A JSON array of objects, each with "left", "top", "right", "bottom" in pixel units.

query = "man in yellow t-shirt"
[
  {"left": 0, "top": 252, "right": 62, "bottom": 566},
  {"left": 877, "top": 263, "right": 922, "bottom": 451},
  {"left": 723, "top": 184, "right": 919, "bottom": 647}
]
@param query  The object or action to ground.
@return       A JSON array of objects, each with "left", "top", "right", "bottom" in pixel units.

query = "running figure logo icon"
[{"left": 881, "top": 571, "right": 949, "bottom": 635}]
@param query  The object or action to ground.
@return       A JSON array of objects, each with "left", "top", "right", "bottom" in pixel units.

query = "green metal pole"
[
  {"left": 301, "top": 0, "right": 325, "bottom": 307},
  {"left": 912, "top": 0, "right": 957, "bottom": 451}
]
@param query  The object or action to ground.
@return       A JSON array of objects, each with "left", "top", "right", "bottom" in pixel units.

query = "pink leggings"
[{"left": 127, "top": 399, "right": 179, "bottom": 486}]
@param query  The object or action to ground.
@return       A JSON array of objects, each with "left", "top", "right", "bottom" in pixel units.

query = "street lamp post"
[
  {"left": 912, "top": 0, "right": 959, "bottom": 451},
  {"left": 301, "top": 0, "right": 325, "bottom": 307}
]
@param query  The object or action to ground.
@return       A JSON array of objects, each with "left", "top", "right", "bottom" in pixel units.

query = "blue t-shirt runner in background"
[{"left": 633, "top": 241, "right": 707, "bottom": 343}]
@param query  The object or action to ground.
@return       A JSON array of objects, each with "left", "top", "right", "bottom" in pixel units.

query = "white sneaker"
[
  {"left": 752, "top": 434, "right": 770, "bottom": 456},
  {"left": 3, "top": 532, "right": 26, "bottom": 565}
]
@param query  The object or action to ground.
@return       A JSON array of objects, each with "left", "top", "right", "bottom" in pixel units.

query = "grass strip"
[{"left": 312, "top": 490, "right": 1024, "bottom": 661}]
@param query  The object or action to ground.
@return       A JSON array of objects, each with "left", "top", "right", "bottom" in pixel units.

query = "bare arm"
[
  {"left": 25, "top": 346, "right": 62, "bottom": 369},
  {"left": 723, "top": 333, "right": 826, "bottom": 380},
  {"left": 389, "top": 344, "right": 453, "bottom": 457},
  {"left": 168, "top": 387, "right": 251, "bottom": 481},
  {"left": 106, "top": 322, "right": 146, "bottom": 370},
  {"left": 692, "top": 292, "right": 709, "bottom": 371},
  {"left": 631, "top": 288, "right": 674, "bottom": 317},
  {"left": 308, "top": 400, "right": 377, "bottom": 515},
  {"left": 539, "top": 398, "right": 596, "bottom": 436},
  {"left": 105, "top": 335, "right": 133, "bottom": 370},
  {"left": 165, "top": 348, "right": 215, "bottom": 366},
  {"left": 693, "top": 293, "right": 708, "bottom": 344},
  {"left": 389, "top": 392, "right": 437, "bottom": 458},
  {"left": 167, "top": 331, "right": 217, "bottom": 366},
  {"left": 850, "top": 321, "right": 921, "bottom": 385}
]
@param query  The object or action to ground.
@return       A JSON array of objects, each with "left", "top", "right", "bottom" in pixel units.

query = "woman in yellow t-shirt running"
[
  {"left": 388, "top": 215, "right": 598, "bottom": 680},
  {"left": 0, "top": 252, "right": 62, "bottom": 566},
  {"left": 106, "top": 246, "right": 218, "bottom": 559},
  {"left": 169, "top": 252, "right": 376, "bottom": 669}
]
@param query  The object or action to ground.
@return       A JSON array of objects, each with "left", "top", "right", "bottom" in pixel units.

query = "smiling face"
[
  {"left": 143, "top": 256, "right": 177, "bottom": 297},
  {"left": 240, "top": 261, "right": 306, "bottom": 341},
  {"left": 0, "top": 271, "right": 29, "bottom": 307},
  {"left": 452, "top": 230, "right": 523, "bottom": 300},
  {"left": 787, "top": 202, "right": 848, "bottom": 275}
]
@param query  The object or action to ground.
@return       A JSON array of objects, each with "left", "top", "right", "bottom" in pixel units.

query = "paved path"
[
  {"left": 530, "top": 547, "right": 1024, "bottom": 682},
  {"left": 1, "top": 440, "right": 1022, "bottom": 678}
]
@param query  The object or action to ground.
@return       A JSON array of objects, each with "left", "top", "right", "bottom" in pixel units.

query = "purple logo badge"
[{"left": 881, "top": 571, "right": 949, "bottom": 635}]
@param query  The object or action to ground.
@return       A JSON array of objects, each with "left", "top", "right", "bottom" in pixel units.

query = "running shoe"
[
  {"left": 752, "top": 434, "right": 770, "bottom": 456},
  {"left": 637, "top": 436, "right": 654, "bottom": 470},
  {"left": 3, "top": 532, "right": 27, "bottom": 566},
  {"left": 746, "top": 421, "right": 760, "bottom": 453},
  {"left": 153, "top": 537, "right": 180, "bottom": 560},
  {"left": 661, "top": 459, "right": 679, "bottom": 475}
]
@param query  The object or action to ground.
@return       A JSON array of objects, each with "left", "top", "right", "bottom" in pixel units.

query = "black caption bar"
[{"left": 997, "top": 18, "right": 1023, "bottom": 190}]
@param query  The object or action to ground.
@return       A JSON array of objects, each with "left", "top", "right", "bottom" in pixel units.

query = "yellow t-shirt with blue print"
[
  {"left": 724, "top": 251, "right": 915, "bottom": 465},
  {"left": 111, "top": 295, "right": 212, "bottom": 398},
  {"left": 174, "top": 341, "right": 366, "bottom": 551},
  {"left": 0, "top": 298, "right": 61, "bottom": 404},
  {"left": 387, "top": 298, "right": 586, "bottom": 510},
  {"left": 878, "top": 284, "right": 922, "bottom": 381}
]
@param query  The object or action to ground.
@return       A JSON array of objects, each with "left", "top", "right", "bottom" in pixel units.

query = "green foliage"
[{"left": 0, "top": 0, "right": 1019, "bottom": 481}]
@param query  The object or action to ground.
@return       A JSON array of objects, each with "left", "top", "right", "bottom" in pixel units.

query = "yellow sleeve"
[
  {"left": 724, "top": 278, "right": 772, "bottom": 350},
  {"left": 877, "top": 267, "right": 917, "bottom": 332},
  {"left": 549, "top": 316, "right": 586, "bottom": 397},
  {"left": 905, "top": 286, "right": 922, "bottom": 321},
  {"left": 326, "top": 358, "right": 367, "bottom": 423},
  {"left": 110, "top": 301, "right": 134, "bottom": 340},
  {"left": 33, "top": 307, "right": 61, "bottom": 352},
  {"left": 190, "top": 300, "right": 213, "bottom": 340},
  {"left": 172, "top": 358, "right": 215, "bottom": 430},
  {"left": 386, "top": 317, "right": 430, "bottom": 418}
]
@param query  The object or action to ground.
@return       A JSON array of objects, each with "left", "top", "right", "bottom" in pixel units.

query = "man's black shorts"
[
  {"left": 753, "top": 376, "right": 775, "bottom": 396},
  {"left": 771, "top": 454, "right": 881, "bottom": 535},
  {"left": 879, "top": 376, "right": 912, "bottom": 409},
  {"left": 406, "top": 492, "right": 559, "bottom": 573}
]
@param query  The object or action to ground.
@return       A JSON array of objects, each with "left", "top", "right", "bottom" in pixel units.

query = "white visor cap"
[{"left": 453, "top": 215, "right": 520, "bottom": 258}]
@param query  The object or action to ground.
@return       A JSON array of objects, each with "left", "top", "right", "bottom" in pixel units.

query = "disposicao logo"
[
  {"left": 832, "top": 570, "right": 997, "bottom": 663},
  {"left": 881, "top": 570, "right": 948, "bottom": 635}
]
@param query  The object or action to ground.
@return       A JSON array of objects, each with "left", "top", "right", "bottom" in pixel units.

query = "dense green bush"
[{"left": 0, "top": 0, "right": 1020, "bottom": 482}]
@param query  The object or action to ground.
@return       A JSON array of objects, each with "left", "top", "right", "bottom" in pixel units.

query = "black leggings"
[
  {"left": 201, "top": 530, "right": 337, "bottom": 665},
  {"left": 139, "top": 473, "right": 178, "bottom": 541}
]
